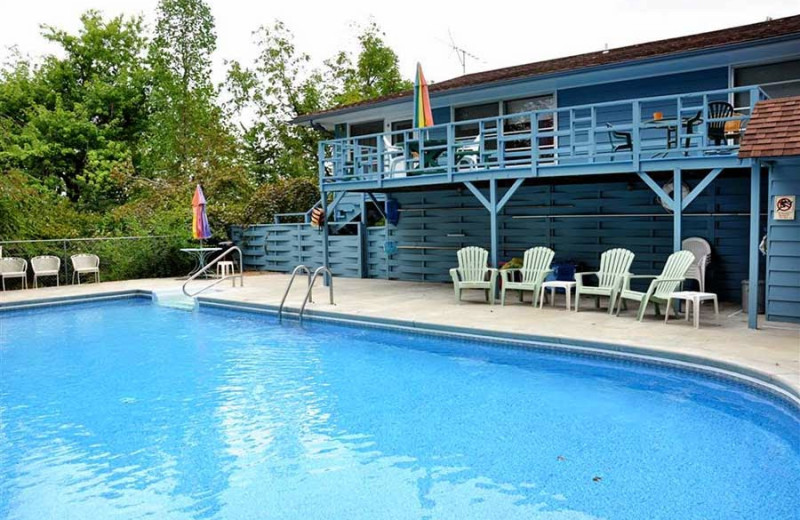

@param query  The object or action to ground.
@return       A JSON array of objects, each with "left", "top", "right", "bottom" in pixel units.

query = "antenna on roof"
[
  {"left": 441, "top": 29, "right": 483, "bottom": 75},
  {"left": 602, "top": 43, "right": 609, "bottom": 54}
]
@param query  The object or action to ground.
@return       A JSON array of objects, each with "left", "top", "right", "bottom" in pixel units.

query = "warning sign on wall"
[{"left": 774, "top": 195, "right": 796, "bottom": 220}]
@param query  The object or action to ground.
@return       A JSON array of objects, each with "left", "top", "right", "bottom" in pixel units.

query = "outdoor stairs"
[{"left": 152, "top": 289, "right": 196, "bottom": 311}]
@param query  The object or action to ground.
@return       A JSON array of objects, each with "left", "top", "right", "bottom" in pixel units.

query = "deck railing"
[{"left": 318, "top": 86, "right": 768, "bottom": 189}]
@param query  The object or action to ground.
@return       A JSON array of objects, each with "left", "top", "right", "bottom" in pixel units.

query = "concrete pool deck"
[{"left": 2, "top": 272, "right": 798, "bottom": 398}]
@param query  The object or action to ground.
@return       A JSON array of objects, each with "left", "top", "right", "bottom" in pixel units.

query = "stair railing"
[
  {"left": 278, "top": 265, "right": 313, "bottom": 322},
  {"left": 181, "top": 246, "right": 244, "bottom": 298},
  {"left": 298, "top": 267, "right": 334, "bottom": 323}
]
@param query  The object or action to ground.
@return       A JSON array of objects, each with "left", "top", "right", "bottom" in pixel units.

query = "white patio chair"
[
  {"left": 682, "top": 237, "right": 711, "bottom": 292},
  {"left": 31, "top": 255, "right": 61, "bottom": 288},
  {"left": 383, "top": 135, "right": 410, "bottom": 178},
  {"left": 0, "top": 257, "right": 28, "bottom": 290},
  {"left": 575, "top": 248, "right": 635, "bottom": 314},
  {"left": 499, "top": 246, "right": 555, "bottom": 306},
  {"left": 616, "top": 250, "right": 695, "bottom": 321},
  {"left": 449, "top": 246, "right": 498, "bottom": 304},
  {"left": 71, "top": 254, "right": 100, "bottom": 284}
]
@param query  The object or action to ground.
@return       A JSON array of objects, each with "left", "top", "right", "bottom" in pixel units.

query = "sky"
[{"left": 1, "top": 0, "right": 798, "bottom": 86}]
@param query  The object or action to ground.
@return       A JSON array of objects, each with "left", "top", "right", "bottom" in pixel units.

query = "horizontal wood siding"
[{"left": 766, "top": 163, "right": 800, "bottom": 324}]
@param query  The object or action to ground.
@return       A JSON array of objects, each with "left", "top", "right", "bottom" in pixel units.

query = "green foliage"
[
  {"left": 242, "top": 177, "right": 320, "bottom": 225},
  {"left": 331, "top": 22, "right": 413, "bottom": 106},
  {"left": 1, "top": 6, "right": 410, "bottom": 281},
  {"left": 225, "top": 19, "right": 412, "bottom": 184}
]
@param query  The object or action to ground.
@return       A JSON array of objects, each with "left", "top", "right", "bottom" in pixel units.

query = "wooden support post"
[
  {"left": 748, "top": 162, "right": 761, "bottom": 330},
  {"left": 321, "top": 192, "right": 330, "bottom": 286},
  {"left": 673, "top": 168, "right": 682, "bottom": 252},
  {"left": 490, "top": 179, "right": 498, "bottom": 268}
]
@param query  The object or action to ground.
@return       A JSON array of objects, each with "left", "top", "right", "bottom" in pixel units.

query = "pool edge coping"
[{"left": 2, "top": 290, "right": 797, "bottom": 409}]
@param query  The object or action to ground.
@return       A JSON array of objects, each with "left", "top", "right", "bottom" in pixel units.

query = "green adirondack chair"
[
  {"left": 575, "top": 248, "right": 635, "bottom": 314},
  {"left": 449, "top": 247, "right": 498, "bottom": 304},
  {"left": 616, "top": 250, "right": 696, "bottom": 321},
  {"left": 500, "top": 247, "right": 555, "bottom": 305}
]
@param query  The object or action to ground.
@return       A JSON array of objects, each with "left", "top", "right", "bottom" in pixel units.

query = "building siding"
[{"left": 766, "top": 162, "right": 800, "bottom": 323}]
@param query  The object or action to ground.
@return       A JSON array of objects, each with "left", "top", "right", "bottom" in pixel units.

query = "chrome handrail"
[
  {"left": 278, "top": 265, "right": 313, "bottom": 323},
  {"left": 182, "top": 246, "right": 244, "bottom": 298},
  {"left": 298, "top": 267, "right": 334, "bottom": 323}
]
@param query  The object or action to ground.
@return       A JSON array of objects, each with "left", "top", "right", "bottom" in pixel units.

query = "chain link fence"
[{"left": 0, "top": 236, "right": 196, "bottom": 287}]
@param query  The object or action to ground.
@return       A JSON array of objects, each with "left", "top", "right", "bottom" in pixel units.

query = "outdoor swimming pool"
[{"left": 1, "top": 298, "right": 798, "bottom": 519}]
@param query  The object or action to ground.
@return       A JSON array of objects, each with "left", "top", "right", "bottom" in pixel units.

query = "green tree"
[
  {"left": 0, "top": 11, "right": 148, "bottom": 207},
  {"left": 330, "top": 21, "right": 412, "bottom": 107},
  {"left": 225, "top": 20, "right": 411, "bottom": 183}
]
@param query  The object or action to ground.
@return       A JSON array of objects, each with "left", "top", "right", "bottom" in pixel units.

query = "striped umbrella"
[
  {"left": 413, "top": 63, "right": 434, "bottom": 128},
  {"left": 192, "top": 184, "right": 211, "bottom": 240}
]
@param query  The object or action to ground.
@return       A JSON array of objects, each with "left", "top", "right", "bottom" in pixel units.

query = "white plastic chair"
[
  {"left": 383, "top": 135, "right": 410, "bottom": 178},
  {"left": 499, "top": 247, "right": 555, "bottom": 306},
  {"left": 682, "top": 237, "right": 711, "bottom": 292},
  {"left": 449, "top": 247, "right": 498, "bottom": 304},
  {"left": 0, "top": 257, "right": 28, "bottom": 290},
  {"left": 71, "top": 254, "right": 100, "bottom": 284},
  {"left": 575, "top": 248, "right": 635, "bottom": 314},
  {"left": 616, "top": 250, "right": 695, "bottom": 321},
  {"left": 31, "top": 255, "right": 61, "bottom": 288}
]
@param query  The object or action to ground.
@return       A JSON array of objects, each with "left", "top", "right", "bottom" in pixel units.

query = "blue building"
[{"left": 238, "top": 15, "right": 800, "bottom": 328}]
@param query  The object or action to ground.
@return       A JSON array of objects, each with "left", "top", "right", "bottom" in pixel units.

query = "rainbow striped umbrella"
[
  {"left": 191, "top": 184, "right": 211, "bottom": 240},
  {"left": 413, "top": 63, "right": 434, "bottom": 128}
]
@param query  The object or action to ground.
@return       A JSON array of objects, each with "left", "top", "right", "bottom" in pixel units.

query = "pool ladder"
[{"left": 278, "top": 265, "right": 334, "bottom": 323}]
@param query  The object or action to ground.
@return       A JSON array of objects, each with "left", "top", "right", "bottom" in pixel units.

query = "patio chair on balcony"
[
  {"left": 499, "top": 246, "right": 554, "bottom": 306},
  {"left": 31, "top": 255, "right": 61, "bottom": 288},
  {"left": 70, "top": 254, "right": 100, "bottom": 284},
  {"left": 682, "top": 237, "right": 712, "bottom": 292},
  {"left": 0, "top": 257, "right": 28, "bottom": 290},
  {"left": 706, "top": 101, "right": 735, "bottom": 146},
  {"left": 606, "top": 123, "right": 632, "bottom": 157},
  {"left": 450, "top": 247, "right": 498, "bottom": 304},
  {"left": 382, "top": 136, "right": 409, "bottom": 177},
  {"left": 615, "top": 250, "right": 695, "bottom": 321},
  {"left": 575, "top": 248, "right": 635, "bottom": 314}
]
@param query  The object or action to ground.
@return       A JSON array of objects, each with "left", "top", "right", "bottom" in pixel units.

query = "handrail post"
[
  {"left": 181, "top": 246, "right": 245, "bottom": 298},
  {"left": 632, "top": 101, "right": 641, "bottom": 170},
  {"left": 298, "top": 266, "right": 334, "bottom": 323}
]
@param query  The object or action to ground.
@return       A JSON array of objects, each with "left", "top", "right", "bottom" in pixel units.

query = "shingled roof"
[
  {"left": 296, "top": 14, "right": 800, "bottom": 122},
  {"left": 739, "top": 96, "right": 800, "bottom": 158}
]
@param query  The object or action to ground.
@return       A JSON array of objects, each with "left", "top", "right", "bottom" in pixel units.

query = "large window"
[
  {"left": 734, "top": 59, "right": 800, "bottom": 108},
  {"left": 390, "top": 119, "right": 412, "bottom": 145},
  {"left": 349, "top": 120, "right": 384, "bottom": 148},
  {"left": 503, "top": 95, "right": 555, "bottom": 150},
  {"left": 454, "top": 102, "right": 499, "bottom": 138}
]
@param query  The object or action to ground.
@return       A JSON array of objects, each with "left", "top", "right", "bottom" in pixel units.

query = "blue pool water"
[{"left": 1, "top": 300, "right": 798, "bottom": 520}]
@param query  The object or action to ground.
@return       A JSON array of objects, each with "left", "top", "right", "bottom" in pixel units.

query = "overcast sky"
[{"left": 1, "top": 0, "right": 797, "bottom": 85}]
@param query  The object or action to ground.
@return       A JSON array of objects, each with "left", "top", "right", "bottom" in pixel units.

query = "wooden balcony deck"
[{"left": 318, "top": 86, "right": 769, "bottom": 193}]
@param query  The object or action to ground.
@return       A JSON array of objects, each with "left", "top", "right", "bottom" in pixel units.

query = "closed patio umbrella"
[
  {"left": 192, "top": 184, "right": 211, "bottom": 242},
  {"left": 413, "top": 63, "right": 434, "bottom": 128}
]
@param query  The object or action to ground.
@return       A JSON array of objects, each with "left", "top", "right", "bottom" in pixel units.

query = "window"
[
  {"left": 390, "top": 120, "right": 413, "bottom": 145},
  {"left": 349, "top": 120, "right": 384, "bottom": 148},
  {"left": 734, "top": 59, "right": 800, "bottom": 108},
  {"left": 454, "top": 102, "right": 499, "bottom": 138},
  {"left": 503, "top": 95, "right": 555, "bottom": 150}
]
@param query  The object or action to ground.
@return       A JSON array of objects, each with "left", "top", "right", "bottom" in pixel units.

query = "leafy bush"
[{"left": 242, "top": 176, "right": 319, "bottom": 225}]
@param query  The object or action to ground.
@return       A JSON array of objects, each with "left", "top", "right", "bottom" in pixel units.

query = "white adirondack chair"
[
  {"left": 449, "top": 247, "right": 498, "bottom": 304},
  {"left": 499, "top": 246, "right": 555, "bottom": 306},
  {"left": 383, "top": 135, "right": 407, "bottom": 177},
  {"left": 31, "top": 255, "right": 61, "bottom": 288},
  {"left": 574, "top": 248, "right": 635, "bottom": 314},
  {"left": 616, "top": 250, "right": 696, "bottom": 321},
  {"left": 682, "top": 237, "right": 711, "bottom": 292},
  {"left": 0, "top": 257, "right": 28, "bottom": 290}
]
